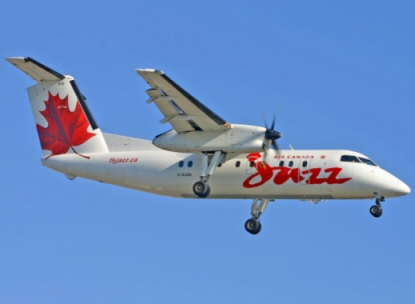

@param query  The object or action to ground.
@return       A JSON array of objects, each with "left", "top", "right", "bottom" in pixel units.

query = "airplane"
[{"left": 7, "top": 57, "right": 411, "bottom": 235}]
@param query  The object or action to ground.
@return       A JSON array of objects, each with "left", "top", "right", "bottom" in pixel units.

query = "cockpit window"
[
  {"left": 358, "top": 157, "right": 377, "bottom": 166},
  {"left": 340, "top": 155, "right": 361, "bottom": 163}
]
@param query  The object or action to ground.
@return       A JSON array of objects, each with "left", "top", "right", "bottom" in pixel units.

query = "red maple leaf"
[{"left": 36, "top": 91, "right": 96, "bottom": 159}]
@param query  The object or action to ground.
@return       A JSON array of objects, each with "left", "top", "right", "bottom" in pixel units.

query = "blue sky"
[{"left": 1, "top": 1, "right": 414, "bottom": 303}]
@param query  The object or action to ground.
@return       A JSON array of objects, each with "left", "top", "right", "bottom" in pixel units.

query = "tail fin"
[{"left": 7, "top": 57, "right": 108, "bottom": 159}]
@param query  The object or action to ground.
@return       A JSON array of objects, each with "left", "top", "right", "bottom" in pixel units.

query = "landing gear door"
[{"left": 299, "top": 159, "right": 311, "bottom": 184}]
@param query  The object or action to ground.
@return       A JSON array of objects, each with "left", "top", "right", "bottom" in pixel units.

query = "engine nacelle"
[{"left": 152, "top": 124, "right": 266, "bottom": 153}]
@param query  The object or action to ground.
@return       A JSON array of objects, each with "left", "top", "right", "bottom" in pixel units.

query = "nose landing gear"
[
  {"left": 370, "top": 197, "right": 384, "bottom": 218},
  {"left": 245, "top": 199, "right": 271, "bottom": 235}
]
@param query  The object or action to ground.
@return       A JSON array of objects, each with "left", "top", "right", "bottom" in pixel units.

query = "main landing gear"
[
  {"left": 193, "top": 151, "right": 225, "bottom": 198},
  {"left": 245, "top": 199, "right": 271, "bottom": 235},
  {"left": 370, "top": 197, "right": 384, "bottom": 218},
  {"left": 193, "top": 181, "right": 210, "bottom": 198}
]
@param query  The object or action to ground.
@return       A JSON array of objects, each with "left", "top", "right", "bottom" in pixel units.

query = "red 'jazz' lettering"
[
  {"left": 302, "top": 168, "right": 326, "bottom": 184},
  {"left": 324, "top": 167, "right": 352, "bottom": 184},
  {"left": 273, "top": 167, "right": 304, "bottom": 185},
  {"left": 242, "top": 153, "right": 352, "bottom": 188},
  {"left": 243, "top": 162, "right": 274, "bottom": 188}
]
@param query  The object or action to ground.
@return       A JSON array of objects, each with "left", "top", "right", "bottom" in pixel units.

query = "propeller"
[{"left": 262, "top": 116, "right": 282, "bottom": 165}]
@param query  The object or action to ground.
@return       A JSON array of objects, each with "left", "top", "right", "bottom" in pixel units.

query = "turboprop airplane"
[{"left": 7, "top": 57, "right": 411, "bottom": 235}]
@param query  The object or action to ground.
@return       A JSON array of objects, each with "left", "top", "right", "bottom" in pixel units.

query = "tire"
[
  {"left": 255, "top": 221, "right": 262, "bottom": 234},
  {"left": 377, "top": 208, "right": 383, "bottom": 217},
  {"left": 193, "top": 181, "right": 210, "bottom": 198},
  {"left": 204, "top": 184, "right": 211, "bottom": 198},
  {"left": 370, "top": 205, "right": 382, "bottom": 218},
  {"left": 245, "top": 219, "right": 261, "bottom": 234}
]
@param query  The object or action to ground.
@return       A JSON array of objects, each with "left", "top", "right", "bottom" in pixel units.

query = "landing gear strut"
[
  {"left": 370, "top": 197, "right": 384, "bottom": 218},
  {"left": 245, "top": 199, "right": 270, "bottom": 235},
  {"left": 193, "top": 151, "right": 224, "bottom": 198}
]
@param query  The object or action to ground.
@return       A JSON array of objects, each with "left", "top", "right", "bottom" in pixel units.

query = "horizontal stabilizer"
[{"left": 6, "top": 57, "right": 65, "bottom": 82}]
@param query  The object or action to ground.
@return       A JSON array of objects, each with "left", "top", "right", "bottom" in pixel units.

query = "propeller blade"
[
  {"left": 271, "top": 140, "right": 279, "bottom": 151},
  {"left": 263, "top": 150, "right": 268, "bottom": 166},
  {"left": 262, "top": 115, "right": 282, "bottom": 162},
  {"left": 263, "top": 117, "right": 269, "bottom": 130},
  {"left": 262, "top": 139, "right": 270, "bottom": 165},
  {"left": 270, "top": 116, "right": 275, "bottom": 131}
]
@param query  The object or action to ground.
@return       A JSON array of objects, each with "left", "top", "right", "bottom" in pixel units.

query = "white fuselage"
[{"left": 42, "top": 133, "right": 410, "bottom": 200}]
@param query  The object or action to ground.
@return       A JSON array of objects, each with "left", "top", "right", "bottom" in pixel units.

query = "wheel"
[
  {"left": 370, "top": 205, "right": 383, "bottom": 218},
  {"left": 205, "top": 184, "right": 211, "bottom": 197},
  {"left": 245, "top": 219, "right": 262, "bottom": 234},
  {"left": 245, "top": 219, "right": 257, "bottom": 234},
  {"left": 193, "top": 181, "right": 210, "bottom": 198},
  {"left": 256, "top": 221, "right": 262, "bottom": 234},
  {"left": 378, "top": 208, "right": 383, "bottom": 217}
]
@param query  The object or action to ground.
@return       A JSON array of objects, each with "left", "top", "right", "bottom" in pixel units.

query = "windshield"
[
  {"left": 340, "top": 155, "right": 361, "bottom": 163},
  {"left": 358, "top": 157, "right": 377, "bottom": 166}
]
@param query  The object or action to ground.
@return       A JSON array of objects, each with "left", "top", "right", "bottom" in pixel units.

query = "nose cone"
[
  {"left": 381, "top": 171, "right": 411, "bottom": 198},
  {"left": 396, "top": 179, "right": 411, "bottom": 196}
]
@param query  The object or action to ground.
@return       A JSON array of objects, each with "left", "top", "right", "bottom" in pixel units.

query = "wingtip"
[
  {"left": 136, "top": 68, "right": 164, "bottom": 75},
  {"left": 5, "top": 57, "right": 25, "bottom": 63}
]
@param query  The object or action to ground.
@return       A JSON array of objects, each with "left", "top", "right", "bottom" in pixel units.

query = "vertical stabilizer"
[{"left": 7, "top": 57, "right": 108, "bottom": 159}]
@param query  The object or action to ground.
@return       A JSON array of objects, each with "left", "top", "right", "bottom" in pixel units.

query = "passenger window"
[
  {"left": 250, "top": 161, "right": 255, "bottom": 168},
  {"left": 302, "top": 161, "right": 308, "bottom": 167},
  {"left": 340, "top": 155, "right": 361, "bottom": 163},
  {"left": 289, "top": 161, "right": 294, "bottom": 167},
  {"left": 235, "top": 161, "right": 241, "bottom": 168},
  {"left": 179, "top": 161, "right": 184, "bottom": 167},
  {"left": 279, "top": 161, "right": 284, "bottom": 167},
  {"left": 188, "top": 161, "right": 193, "bottom": 168}
]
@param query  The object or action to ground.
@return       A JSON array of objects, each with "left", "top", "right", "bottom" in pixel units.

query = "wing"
[
  {"left": 137, "top": 69, "right": 231, "bottom": 133},
  {"left": 6, "top": 57, "right": 65, "bottom": 82}
]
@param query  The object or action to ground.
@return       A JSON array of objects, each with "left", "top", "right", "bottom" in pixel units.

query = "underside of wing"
[{"left": 137, "top": 69, "right": 231, "bottom": 133}]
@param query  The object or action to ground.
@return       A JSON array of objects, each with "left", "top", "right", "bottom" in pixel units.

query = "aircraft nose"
[
  {"left": 395, "top": 179, "right": 411, "bottom": 196},
  {"left": 381, "top": 171, "right": 410, "bottom": 197}
]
